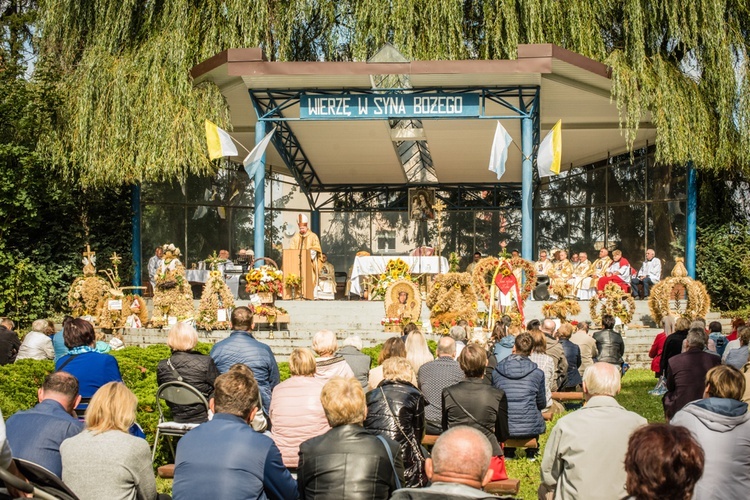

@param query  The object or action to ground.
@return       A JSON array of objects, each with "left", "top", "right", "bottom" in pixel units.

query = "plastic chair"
[{"left": 152, "top": 381, "right": 209, "bottom": 462}]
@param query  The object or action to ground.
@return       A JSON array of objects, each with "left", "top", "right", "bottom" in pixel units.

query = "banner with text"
[{"left": 300, "top": 93, "right": 481, "bottom": 120}]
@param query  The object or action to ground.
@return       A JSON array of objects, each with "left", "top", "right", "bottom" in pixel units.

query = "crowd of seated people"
[{"left": 7, "top": 308, "right": 750, "bottom": 500}]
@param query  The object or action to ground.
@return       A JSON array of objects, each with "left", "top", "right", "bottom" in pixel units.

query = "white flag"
[
  {"left": 488, "top": 121, "right": 513, "bottom": 180},
  {"left": 243, "top": 127, "right": 277, "bottom": 177}
]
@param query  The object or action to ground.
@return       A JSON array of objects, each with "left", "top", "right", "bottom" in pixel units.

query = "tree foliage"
[
  {"left": 35, "top": 0, "right": 749, "bottom": 188},
  {"left": 0, "top": 2, "right": 133, "bottom": 326}
]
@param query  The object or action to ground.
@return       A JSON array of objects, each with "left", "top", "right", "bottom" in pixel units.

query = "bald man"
[{"left": 391, "top": 426, "right": 497, "bottom": 499}]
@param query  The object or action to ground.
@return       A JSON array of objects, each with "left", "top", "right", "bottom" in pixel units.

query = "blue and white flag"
[{"left": 488, "top": 121, "right": 513, "bottom": 180}]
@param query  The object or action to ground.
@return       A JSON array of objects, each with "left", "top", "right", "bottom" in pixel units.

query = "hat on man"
[{"left": 297, "top": 214, "right": 309, "bottom": 226}]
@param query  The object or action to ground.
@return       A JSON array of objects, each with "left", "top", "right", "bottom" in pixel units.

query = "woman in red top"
[
  {"left": 649, "top": 316, "right": 674, "bottom": 376},
  {"left": 727, "top": 318, "right": 745, "bottom": 342}
]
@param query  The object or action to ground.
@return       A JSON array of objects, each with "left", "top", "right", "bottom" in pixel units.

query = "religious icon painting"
[{"left": 408, "top": 188, "right": 436, "bottom": 221}]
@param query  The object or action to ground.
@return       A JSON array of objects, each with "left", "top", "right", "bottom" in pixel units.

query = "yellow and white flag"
[
  {"left": 537, "top": 120, "right": 562, "bottom": 178},
  {"left": 205, "top": 120, "right": 238, "bottom": 160}
]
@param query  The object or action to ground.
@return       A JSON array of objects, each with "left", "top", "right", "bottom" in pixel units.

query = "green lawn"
[{"left": 506, "top": 368, "right": 663, "bottom": 499}]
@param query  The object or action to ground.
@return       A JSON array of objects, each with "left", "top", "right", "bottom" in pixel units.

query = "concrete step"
[{"left": 130, "top": 298, "right": 732, "bottom": 368}]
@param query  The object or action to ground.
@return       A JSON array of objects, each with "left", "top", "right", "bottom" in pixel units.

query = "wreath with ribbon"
[{"left": 471, "top": 256, "right": 537, "bottom": 304}]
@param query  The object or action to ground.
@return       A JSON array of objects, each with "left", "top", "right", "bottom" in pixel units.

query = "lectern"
[{"left": 282, "top": 248, "right": 314, "bottom": 300}]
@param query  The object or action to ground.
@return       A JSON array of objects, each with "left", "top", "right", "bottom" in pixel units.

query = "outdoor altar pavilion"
[{"left": 130, "top": 44, "right": 696, "bottom": 287}]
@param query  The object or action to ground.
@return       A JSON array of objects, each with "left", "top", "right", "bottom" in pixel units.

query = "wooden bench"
[
  {"left": 157, "top": 464, "right": 175, "bottom": 479},
  {"left": 484, "top": 478, "right": 521, "bottom": 496},
  {"left": 552, "top": 391, "right": 584, "bottom": 402},
  {"left": 422, "top": 434, "right": 439, "bottom": 447},
  {"left": 505, "top": 437, "right": 538, "bottom": 449}
]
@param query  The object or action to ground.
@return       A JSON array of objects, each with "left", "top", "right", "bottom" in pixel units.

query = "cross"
[
  {"left": 83, "top": 244, "right": 95, "bottom": 260},
  {"left": 110, "top": 252, "right": 121, "bottom": 266}
]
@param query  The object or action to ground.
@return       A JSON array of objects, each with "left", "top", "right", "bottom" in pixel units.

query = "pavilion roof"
[{"left": 191, "top": 44, "right": 655, "bottom": 186}]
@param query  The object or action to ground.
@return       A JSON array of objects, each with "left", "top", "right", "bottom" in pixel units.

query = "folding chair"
[
  {"left": 152, "top": 381, "right": 209, "bottom": 462},
  {"left": 0, "top": 458, "right": 78, "bottom": 500}
]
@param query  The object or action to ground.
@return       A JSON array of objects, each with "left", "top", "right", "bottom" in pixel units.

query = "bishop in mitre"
[{"left": 289, "top": 214, "right": 323, "bottom": 294}]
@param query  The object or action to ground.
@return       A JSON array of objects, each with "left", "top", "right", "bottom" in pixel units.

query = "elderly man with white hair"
[
  {"left": 337, "top": 334, "right": 371, "bottom": 388},
  {"left": 391, "top": 426, "right": 497, "bottom": 499},
  {"left": 539, "top": 362, "right": 647, "bottom": 500},
  {"left": 313, "top": 330, "right": 355, "bottom": 382},
  {"left": 15, "top": 319, "right": 55, "bottom": 361}
]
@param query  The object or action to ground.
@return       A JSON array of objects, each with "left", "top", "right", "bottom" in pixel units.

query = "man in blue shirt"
[
  {"left": 172, "top": 368, "right": 297, "bottom": 500},
  {"left": 6, "top": 372, "right": 84, "bottom": 477},
  {"left": 210, "top": 306, "right": 280, "bottom": 416}
]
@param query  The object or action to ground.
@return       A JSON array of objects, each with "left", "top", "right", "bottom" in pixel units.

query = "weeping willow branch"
[{"left": 35, "top": 0, "right": 750, "bottom": 187}]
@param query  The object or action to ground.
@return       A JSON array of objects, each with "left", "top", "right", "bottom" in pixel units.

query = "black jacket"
[
  {"left": 298, "top": 424, "right": 404, "bottom": 499},
  {"left": 593, "top": 328, "right": 625, "bottom": 365},
  {"left": 442, "top": 378, "right": 509, "bottom": 456},
  {"left": 660, "top": 330, "right": 689, "bottom": 375},
  {"left": 156, "top": 350, "right": 220, "bottom": 423},
  {"left": 0, "top": 327, "right": 21, "bottom": 365},
  {"left": 365, "top": 380, "right": 427, "bottom": 488},
  {"left": 561, "top": 339, "right": 582, "bottom": 388}
]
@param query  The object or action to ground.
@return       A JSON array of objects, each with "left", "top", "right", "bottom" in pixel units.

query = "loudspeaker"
[{"left": 533, "top": 275, "right": 550, "bottom": 301}]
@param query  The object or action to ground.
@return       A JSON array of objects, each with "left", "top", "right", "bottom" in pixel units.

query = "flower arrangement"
[
  {"left": 371, "top": 258, "right": 416, "bottom": 300},
  {"left": 253, "top": 305, "right": 289, "bottom": 325},
  {"left": 430, "top": 314, "right": 476, "bottom": 333},
  {"left": 245, "top": 265, "right": 284, "bottom": 295},
  {"left": 196, "top": 270, "right": 236, "bottom": 331},
  {"left": 590, "top": 283, "right": 637, "bottom": 326},
  {"left": 284, "top": 273, "right": 302, "bottom": 298}
]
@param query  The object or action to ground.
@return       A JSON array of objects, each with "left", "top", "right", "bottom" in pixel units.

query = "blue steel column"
[
  {"left": 686, "top": 162, "right": 697, "bottom": 278},
  {"left": 253, "top": 119, "right": 267, "bottom": 268},
  {"left": 131, "top": 183, "right": 142, "bottom": 291},
  {"left": 521, "top": 117, "right": 534, "bottom": 261},
  {"left": 311, "top": 210, "right": 320, "bottom": 237}
]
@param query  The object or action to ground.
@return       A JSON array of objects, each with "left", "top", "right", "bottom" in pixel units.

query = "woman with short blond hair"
[
  {"left": 313, "top": 329, "right": 355, "bottom": 382},
  {"left": 60, "top": 382, "right": 159, "bottom": 500},
  {"left": 270, "top": 348, "right": 330, "bottom": 468},
  {"left": 156, "top": 322, "right": 219, "bottom": 423},
  {"left": 365, "top": 357, "right": 427, "bottom": 487}
]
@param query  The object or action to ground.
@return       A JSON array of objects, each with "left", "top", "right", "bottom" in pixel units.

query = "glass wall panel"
[
  {"left": 648, "top": 163, "right": 686, "bottom": 201},
  {"left": 536, "top": 210, "right": 569, "bottom": 254},
  {"left": 607, "top": 205, "right": 646, "bottom": 260},
  {"left": 568, "top": 172, "right": 588, "bottom": 206},
  {"left": 609, "top": 159, "right": 645, "bottom": 204},
  {"left": 141, "top": 205, "right": 186, "bottom": 279},
  {"left": 647, "top": 201, "right": 687, "bottom": 276}
]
